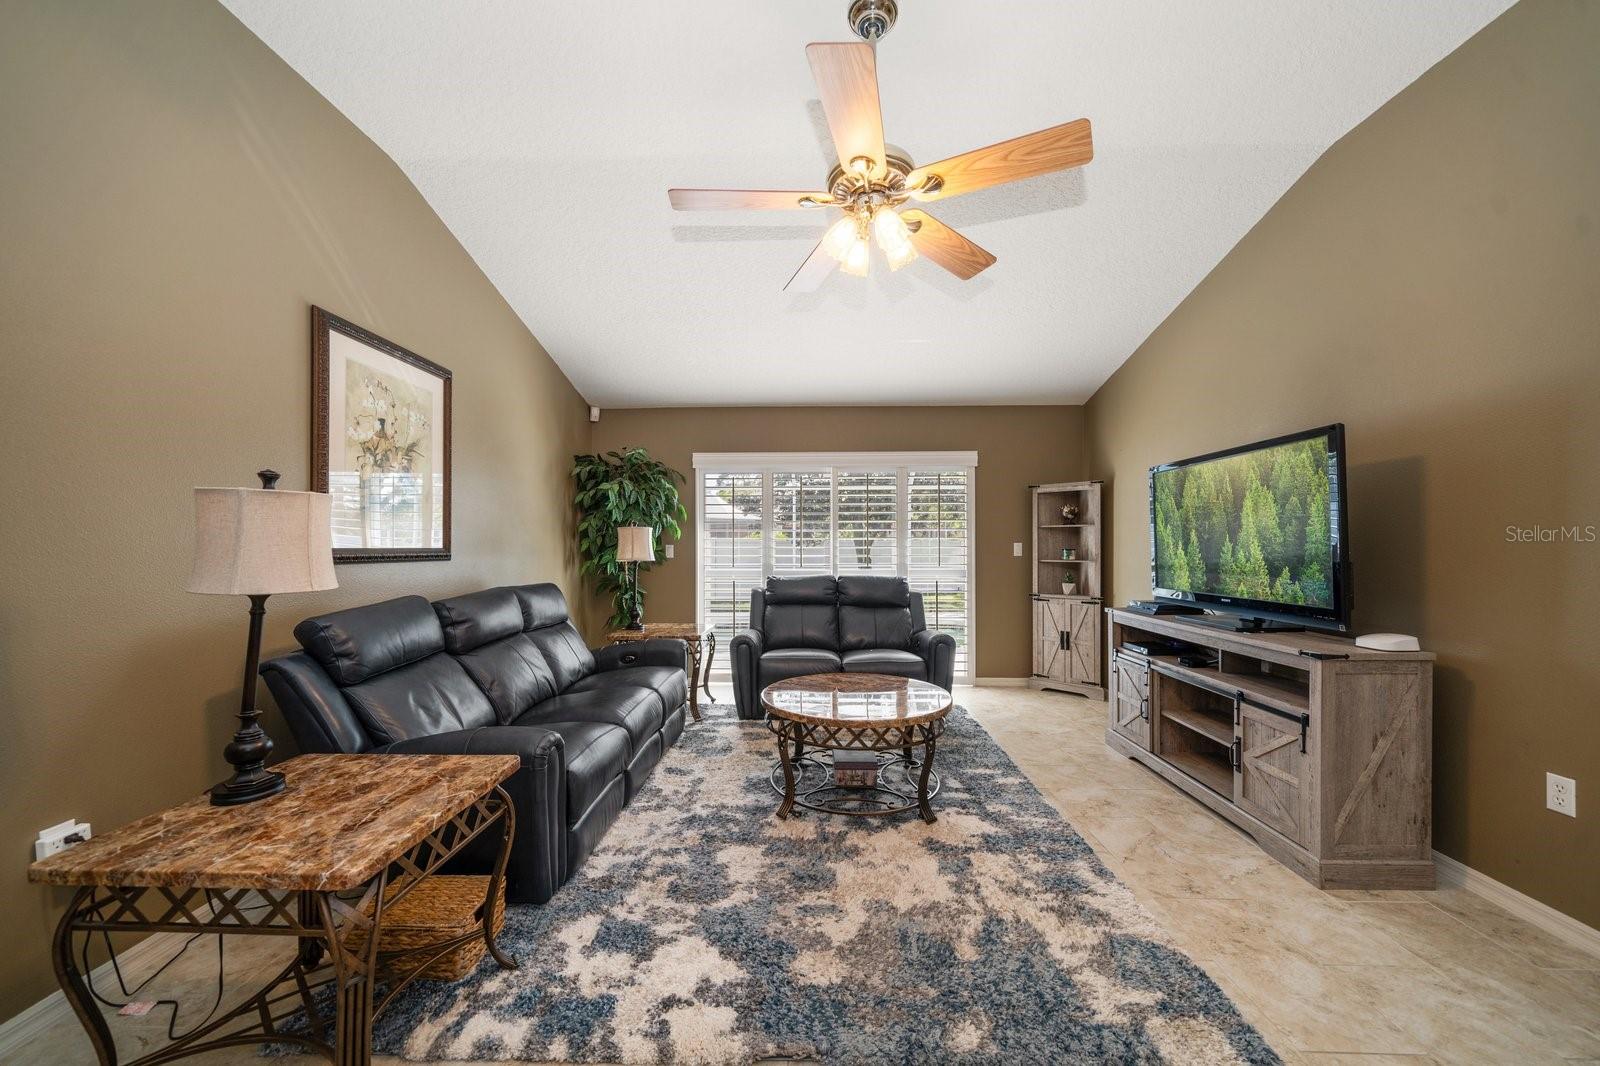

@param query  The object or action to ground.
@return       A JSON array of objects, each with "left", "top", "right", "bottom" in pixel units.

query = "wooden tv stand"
[{"left": 1104, "top": 608, "right": 1436, "bottom": 890}]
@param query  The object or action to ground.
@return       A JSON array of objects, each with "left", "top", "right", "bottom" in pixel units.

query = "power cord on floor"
[{"left": 78, "top": 891, "right": 275, "bottom": 1044}]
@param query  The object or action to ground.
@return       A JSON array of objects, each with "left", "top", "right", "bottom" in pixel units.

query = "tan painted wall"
[
  {"left": 0, "top": 0, "right": 590, "bottom": 1016},
  {"left": 1084, "top": 0, "right": 1599, "bottom": 926},
  {"left": 590, "top": 406, "right": 1088, "bottom": 678}
]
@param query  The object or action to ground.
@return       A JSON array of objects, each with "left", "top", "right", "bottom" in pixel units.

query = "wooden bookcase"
[
  {"left": 1105, "top": 607, "right": 1436, "bottom": 889},
  {"left": 1028, "top": 481, "right": 1104, "bottom": 699}
]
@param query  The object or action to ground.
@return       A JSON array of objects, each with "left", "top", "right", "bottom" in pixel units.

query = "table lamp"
[
  {"left": 187, "top": 470, "right": 337, "bottom": 805},
  {"left": 615, "top": 525, "right": 655, "bottom": 630}
]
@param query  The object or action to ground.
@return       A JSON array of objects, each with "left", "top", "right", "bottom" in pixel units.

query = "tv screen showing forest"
[{"left": 1153, "top": 434, "right": 1336, "bottom": 609}]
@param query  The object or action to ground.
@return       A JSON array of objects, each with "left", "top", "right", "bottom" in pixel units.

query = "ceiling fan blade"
[
  {"left": 806, "top": 42, "right": 886, "bottom": 178},
  {"left": 783, "top": 238, "right": 837, "bottom": 292},
  {"left": 669, "top": 189, "right": 833, "bottom": 211},
  {"left": 900, "top": 209, "right": 996, "bottom": 280},
  {"left": 907, "top": 118, "right": 1093, "bottom": 201}
]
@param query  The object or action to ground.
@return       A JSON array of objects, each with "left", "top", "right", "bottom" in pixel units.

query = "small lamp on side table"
[
  {"left": 616, "top": 525, "right": 655, "bottom": 630},
  {"left": 187, "top": 470, "right": 337, "bottom": 805}
]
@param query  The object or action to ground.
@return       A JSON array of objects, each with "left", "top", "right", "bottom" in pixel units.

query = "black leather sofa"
[
  {"left": 260, "top": 583, "right": 687, "bottom": 905},
  {"left": 728, "top": 575, "right": 956, "bottom": 720}
]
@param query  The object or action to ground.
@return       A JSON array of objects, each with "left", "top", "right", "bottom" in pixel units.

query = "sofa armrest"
[
  {"left": 592, "top": 638, "right": 689, "bottom": 672},
  {"left": 375, "top": 726, "right": 566, "bottom": 904},
  {"left": 730, "top": 628, "right": 764, "bottom": 720},
  {"left": 912, "top": 629, "right": 957, "bottom": 693}
]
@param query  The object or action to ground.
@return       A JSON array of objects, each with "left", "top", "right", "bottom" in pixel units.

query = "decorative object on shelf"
[
  {"left": 833, "top": 750, "right": 879, "bottom": 789},
  {"left": 572, "top": 448, "right": 687, "bottom": 628},
  {"left": 312, "top": 307, "right": 452, "bottom": 563},
  {"left": 1355, "top": 632, "right": 1422, "bottom": 652},
  {"left": 667, "top": 2, "right": 1093, "bottom": 289},
  {"left": 1061, "top": 547, "right": 1076, "bottom": 560},
  {"left": 1061, "top": 580, "right": 1077, "bottom": 596},
  {"left": 616, "top": 525, "right": 655, "bottom": 629},
  {"left": 187, "top": 470, "right": 336, "bottom": 805},
  {"left": 1061, "top": 503, "right": 1080, "bottom": 522}
]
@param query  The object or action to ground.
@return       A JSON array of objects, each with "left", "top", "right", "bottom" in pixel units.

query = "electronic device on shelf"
[
  {"left": 1149, "top": 423, "right": 1353, "bottom": 633},
  {"left": 1119, "top": 637, "right": 1194, "bottom": 657},
  {"left": 1178, "top": 653, "right": 1219, "bottom": 669},
  {"left": 1124, "top": 600, "right": 1203, "bottom": 616}
]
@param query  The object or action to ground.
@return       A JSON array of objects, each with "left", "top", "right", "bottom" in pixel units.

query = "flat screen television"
[{"left": 1149, "top": 424, "right": 1351, "bottom": 632}]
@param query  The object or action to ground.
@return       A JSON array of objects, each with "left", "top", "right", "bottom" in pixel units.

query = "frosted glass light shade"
[
  {"left": 841, "top": 237, "right": 870, "bottom": 277},
  {"left": 187, "top": 487, "right": 338, "bottom": 596},
  {"left": 821, "top": 215, "right": 859, "bottom": 262},
  {"left": 616, "top": 525, "right": 656, "bottom": 563}
]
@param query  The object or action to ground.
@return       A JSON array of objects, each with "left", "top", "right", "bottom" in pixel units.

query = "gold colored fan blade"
[
  {"left": 907, "top": 118, "right": 1093, "bottom": 201},
  {"left": 669, "top": 189, "right": 833, "bottom": 211},
  {"left": 806, "top": 42, "right": 887, "bottom": 178},
  {"left": 783, "top": 238, "right": 838, "bottom": 292},
  {"left": 901, "top": 210, "right": 996, "bottom": 280}
]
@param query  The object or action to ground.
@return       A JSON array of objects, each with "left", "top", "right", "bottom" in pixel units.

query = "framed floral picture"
[{"left": 311, "top": 307, "right": 451, "bottom": 562}]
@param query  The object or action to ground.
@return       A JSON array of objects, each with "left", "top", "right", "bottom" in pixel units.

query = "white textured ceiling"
[{"left": 223, "top": 0, "right": 1510, "bottom": 406}]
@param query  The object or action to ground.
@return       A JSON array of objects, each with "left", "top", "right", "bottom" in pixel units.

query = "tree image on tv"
[{"left": 1153, "top": 437, "right": 1334, "bottom": 608}]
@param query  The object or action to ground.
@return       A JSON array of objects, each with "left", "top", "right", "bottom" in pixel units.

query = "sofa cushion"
[
  {"left": 837, "top": 576, "right": 914, "bottom": 651},
  {"left": 535, "top": 720, "right": 629, "bottom": 826},
  {"left": 340, "top": 655, "right": 497, "bottom": 745},
  {"left": 294, "top": 596, "right": 445, "bottom": 686},
  {"left": 513, "top": 687, "right": 662, "bottom": 755},
  {"left": 433, "top": 588, "right": 525, "bottom": 654},
  {"left": 762, "top": 576, "right": 840, "bottom": 652},
  {"left": 509, "top": 584, "right": 598, "bottom": 690},
  {"left": 568, "top": 665, "right": 687, "bottom": 717},
  {"left": 454, "top": 633, "right": 559, "bottom": 723},
  {"left": 842, "top": 648, "right": 927, "bottom": 680},
  {"left": 758, "top": 647, "right": 843, "bottom": 690}
]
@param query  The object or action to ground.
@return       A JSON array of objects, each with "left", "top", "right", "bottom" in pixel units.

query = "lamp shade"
[
  {"left": 615, "top": 526, "right": 656, "bottom": 564},
  {"left": 187, "top": 487, "right": 338, "bottom": 596}
]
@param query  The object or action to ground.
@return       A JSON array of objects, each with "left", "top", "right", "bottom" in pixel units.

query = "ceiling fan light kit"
[{"left": 668, "top": 1, "right": 1093, "bottom": 290}]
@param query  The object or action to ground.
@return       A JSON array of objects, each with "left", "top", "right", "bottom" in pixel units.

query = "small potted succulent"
[{"left": 1061, "top": 577, "right": 1078, "bottom": 596}]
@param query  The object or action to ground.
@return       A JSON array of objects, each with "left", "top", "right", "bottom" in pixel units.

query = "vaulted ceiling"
[{"left": 223, "top": 0, "right": 1511, "bottom": 406}]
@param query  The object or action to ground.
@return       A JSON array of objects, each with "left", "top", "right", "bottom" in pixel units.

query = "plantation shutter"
[{"left": 696, "top": 455, "right": 975, "bottom": 682}]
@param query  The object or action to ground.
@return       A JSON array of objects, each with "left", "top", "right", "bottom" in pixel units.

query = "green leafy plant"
[{"left": 572, "top": 448, "right": 688, "bottom": 627}]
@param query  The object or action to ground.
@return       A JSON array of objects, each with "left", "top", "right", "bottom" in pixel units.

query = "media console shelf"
[{"left": 1105, "top": 608, "right": 1435, "bottom": 890}]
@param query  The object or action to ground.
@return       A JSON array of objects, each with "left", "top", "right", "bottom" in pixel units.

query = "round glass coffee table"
[{"left": 761, "top": 673, "right": 952, "bottom": 824}]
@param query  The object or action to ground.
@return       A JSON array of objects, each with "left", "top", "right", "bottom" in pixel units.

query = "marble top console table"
[{"left": 28, "top": 753, "right": 520, "bottom": 1065}]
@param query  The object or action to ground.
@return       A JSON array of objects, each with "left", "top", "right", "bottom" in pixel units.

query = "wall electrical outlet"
[
  {"left": 1546, "top": 773, "right": 1577, "bottom": 818},
  {"left": 1013, "top": 542, "right": 1023, "bottom": 557},
  {"left": 34, "top": 819, "right": 92, "bottom": 861}
]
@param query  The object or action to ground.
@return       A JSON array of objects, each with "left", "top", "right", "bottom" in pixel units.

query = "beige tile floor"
[{"left": 13, "top": 685, "right": 1599, "bottom": 1065}]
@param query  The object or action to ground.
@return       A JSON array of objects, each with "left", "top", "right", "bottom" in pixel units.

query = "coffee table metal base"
[{"left": 765, "top": 718, "right": 946, "bottom": 824}]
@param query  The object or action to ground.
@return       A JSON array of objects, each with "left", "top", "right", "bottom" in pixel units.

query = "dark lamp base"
[{"left": 210, "top": 769, "right": 287, "bottom": 807}]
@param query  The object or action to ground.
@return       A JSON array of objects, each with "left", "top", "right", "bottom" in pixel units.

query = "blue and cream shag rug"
[{"left": 360, "top": 705, "right": 1279, "bottom": 1064}]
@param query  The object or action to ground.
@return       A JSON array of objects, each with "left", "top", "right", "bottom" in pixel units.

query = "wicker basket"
[{"left": 345, "top": 875, "right": 506, "bottom": 982}]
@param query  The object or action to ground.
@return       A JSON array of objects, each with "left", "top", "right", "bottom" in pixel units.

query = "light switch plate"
[
  {"left": 1013, "top": 542, "right": 1023, "bottom": 557},
  {"left": 663, "top": 544, "right": 675, "bottom": 559},
  {"left": 1546, "top": 773, "right": 1576, "bottom": 817}
]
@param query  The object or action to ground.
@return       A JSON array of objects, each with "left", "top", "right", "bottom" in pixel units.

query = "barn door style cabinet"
[
  {"left": 1029, "top": 481, "right": 1104, "bottom": 700},
  {"left": 1105, "top": 608, "right": 1436, "bottom": 889}
]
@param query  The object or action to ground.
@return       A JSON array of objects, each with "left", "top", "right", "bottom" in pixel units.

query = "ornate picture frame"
[{"left": 311, "top": 307, "right": 452, "bottom": 563}]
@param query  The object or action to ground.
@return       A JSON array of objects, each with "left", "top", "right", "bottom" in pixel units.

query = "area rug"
[{"left": 363, "top": 706, "right": 1279, "bottom": 1064}]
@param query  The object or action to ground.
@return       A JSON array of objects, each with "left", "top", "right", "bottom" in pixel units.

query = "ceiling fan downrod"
[{"left": 847, "top": 0, "right": 897, "bottom": 42}]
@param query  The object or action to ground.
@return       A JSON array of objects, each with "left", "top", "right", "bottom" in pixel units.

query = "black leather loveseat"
[
  {"left": 260, "top": 583, "right": 687, "bottom": 905},
  {"left": 729, "top": 575, "right": 956, "bottom": 720}
]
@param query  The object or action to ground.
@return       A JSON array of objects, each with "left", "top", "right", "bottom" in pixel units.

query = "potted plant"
[
  {"left": 572, "top": 448, "right": 687, "bottom": 628},
  {"left": 1061, "top": 579, "right": 1078, "bottom": 596}
]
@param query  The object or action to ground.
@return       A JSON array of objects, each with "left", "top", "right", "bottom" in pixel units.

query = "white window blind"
[{"left": 695, "top": 454, "right": 975, "bottom": 681}]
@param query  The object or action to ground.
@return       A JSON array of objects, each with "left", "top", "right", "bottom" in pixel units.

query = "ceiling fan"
[{"left": 668, "top": 0, "right": 1093, "bottom": 290}]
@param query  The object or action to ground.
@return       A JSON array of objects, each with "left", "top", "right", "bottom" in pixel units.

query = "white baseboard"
[
  {"left": 973, "top": 677, "right": 1029, "bottom": 687},
  {"left": 1433, "top": 850, "right": 1600, "bottom": 960}
]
